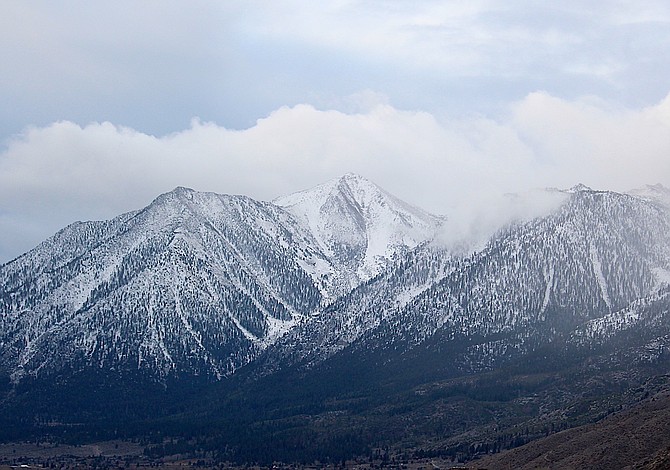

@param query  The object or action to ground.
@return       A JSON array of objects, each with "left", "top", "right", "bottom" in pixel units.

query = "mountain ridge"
[
  {"left": 0, "top": 174, "right": 442, "bottom": 382},
  {"left": 254, "top": 187, "right": 670, "bottom": 378}
]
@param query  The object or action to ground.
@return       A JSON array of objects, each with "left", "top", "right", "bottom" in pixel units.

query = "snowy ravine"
[{"left": 0, "top": 174, "right": 443, "bottom": 382}]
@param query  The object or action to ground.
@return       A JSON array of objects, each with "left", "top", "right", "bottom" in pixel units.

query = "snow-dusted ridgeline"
[
  {"left": 0, "top": 174, "right": 445, "bottom": 382},
  {"left": 260, "top": 185, "right": 670, "bottom": 373}
]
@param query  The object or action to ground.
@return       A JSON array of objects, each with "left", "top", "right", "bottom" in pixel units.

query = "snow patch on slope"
[
  {"left": 574, "top": 290, "right": 670, "bottom": 341},
  {"left": 540, "top": 265, "right": 554, "bottom": 316},
  {"left": 589, "top": 242, "right": 611, "bottom": 311}
]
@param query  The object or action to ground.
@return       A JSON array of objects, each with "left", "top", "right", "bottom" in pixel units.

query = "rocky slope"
[{"left": 475, "top": 388, "right": 670, "bottom": 470}]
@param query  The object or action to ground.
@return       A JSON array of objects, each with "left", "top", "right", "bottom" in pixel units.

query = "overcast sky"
[{"left": 2, "top": 1, "right": 670, "bottom": 262}]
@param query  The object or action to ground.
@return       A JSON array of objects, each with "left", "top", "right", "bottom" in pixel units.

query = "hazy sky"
[{"left": 2, "top": 1, "right": 670, "bottom": 262}]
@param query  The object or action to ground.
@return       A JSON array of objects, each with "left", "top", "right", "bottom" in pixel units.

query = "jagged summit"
[
  {"left": 275, "top": 173, "right": 444, "bottom": 283},
  {"left": 567, "top": 183, "right": 593, "bottom": 193},
  {"left": 277, "top": 173, "right": 390, "bottom": 209},
  {"left": 156, "top": 185, "right": 196, "bottom": 200},
  {"left": 337, "top": 172, "right": 373, "bottom": 186},
  {"left": 171, "top": 185, "right": 195, "bottom": 193}
]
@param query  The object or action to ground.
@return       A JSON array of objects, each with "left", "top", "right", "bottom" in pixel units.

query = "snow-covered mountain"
[
  {"left": 4, "top": 176, "right": 670, "bottom": 467},
  {"left": 0, "top": 175, "right": 443, "bottom": 382},
  {"left": 260, "top": 186, "right": 670, "bottom": 373},
  {"left": 275, "top": 173, "right": 444, "bottom": 287},
  {"left": 0, "top": 187, "right": 328, "bottom": 381},
  {"left": 2, "top": 177, "right": 670, "bottom": 388}
]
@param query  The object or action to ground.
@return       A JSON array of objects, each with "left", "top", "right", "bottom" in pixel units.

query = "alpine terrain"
[
  {"left": 1, "top": 175, "right": 670, "bottom": 468},
  {"left": 0, "top": 174, "right": 442, "bottom": 383}
]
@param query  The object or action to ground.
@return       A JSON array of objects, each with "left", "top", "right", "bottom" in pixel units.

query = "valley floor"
[{"left": 5, "top": 385, "right": 670, "bottom": 470}]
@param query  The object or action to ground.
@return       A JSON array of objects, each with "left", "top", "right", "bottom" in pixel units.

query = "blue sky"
[{"left": 2, "top": 1, "right": 670, "bottom": 262}]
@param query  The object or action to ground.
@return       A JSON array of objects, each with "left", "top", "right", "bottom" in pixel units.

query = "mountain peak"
[
  {"left": 332, "top": 173, "right": 388, "bottom": 204},
  {"left": 340, "top": 172, "right": 367, "bottom": 181},
  {"left": 337, "top": 172, "right": 373, "bottom": 186},
  {"left": 162, "top": 186, "right": 196, "bottom": 199},
  {"left": 149, "top": 186, "right": 197, "bottom": 207},
  {"left": 313, "top": 173, "right": 380, "bottom": 200},
  {"left": 275, "top": 175, "right": 443, "bottom": 284},
  {"left": 172, "top": 185, "right": 195, "bottom": 193},
  {"left": 275, "top": 173, "right": 380, "bottom": 212},
  {"left": 567, "top": 183, "right": 593, "bottom": 193}
]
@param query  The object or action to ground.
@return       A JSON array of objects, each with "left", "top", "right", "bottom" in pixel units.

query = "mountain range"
[
  {"left": 0, "top": 174, "right": 443, "bottom": 384},
  {"left": 1, "top": 174, "right": 670, "bottom": 467}
]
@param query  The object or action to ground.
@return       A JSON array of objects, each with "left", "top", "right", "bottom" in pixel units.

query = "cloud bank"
[{"left": 1, "top": 91, "right": 670, "bottom": 262}]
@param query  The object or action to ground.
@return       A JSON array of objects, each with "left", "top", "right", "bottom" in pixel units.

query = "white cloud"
[
  {"left": 510, "top": 91, "right": 670, "bottom": 189},
  {"left": 2, "top": 90, "right": 670, "bottom": 263}
]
